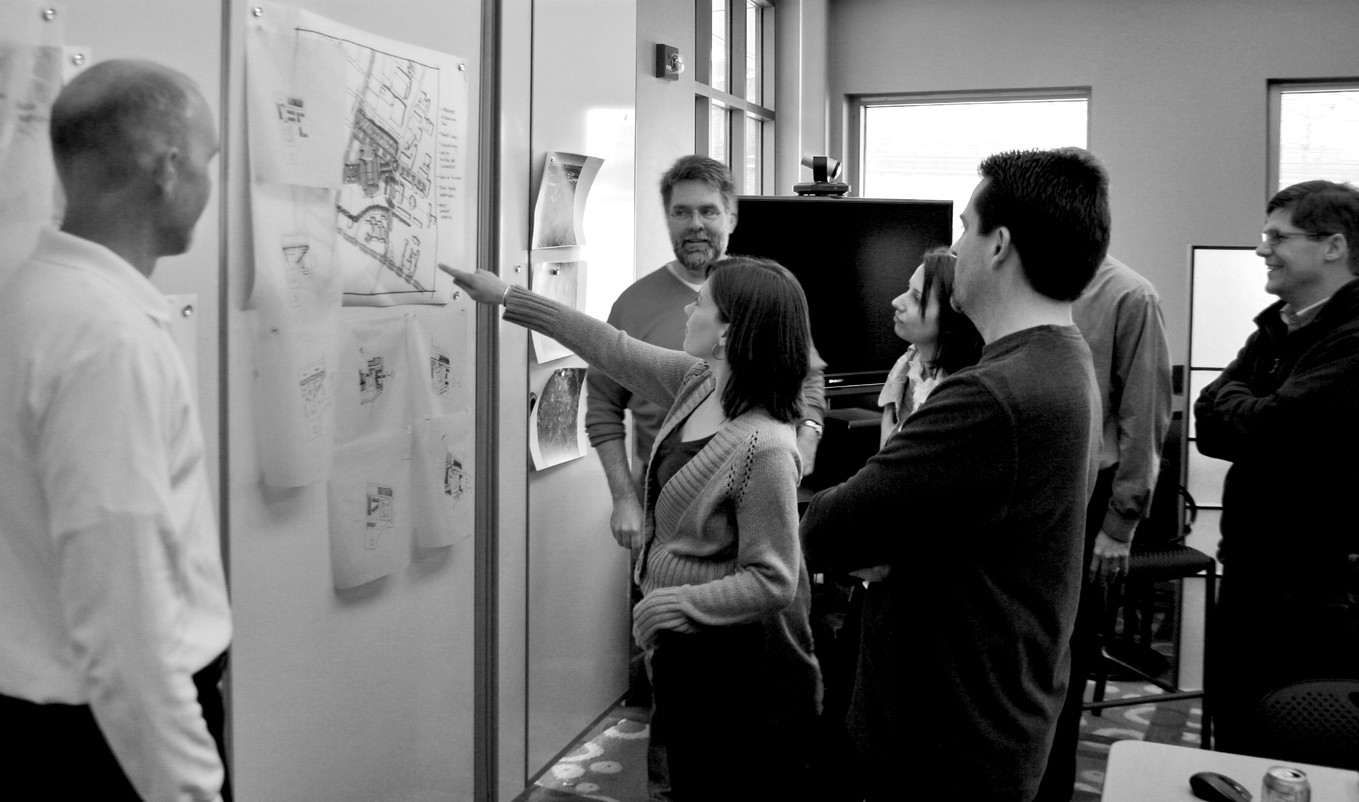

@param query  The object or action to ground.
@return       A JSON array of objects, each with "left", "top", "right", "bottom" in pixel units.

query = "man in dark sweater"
[
  {"left": 1194, "top": 180, "right": 1359, "bottom": 755},
  {"left": 802, "top": 147, "right": 1108, "bottom": 802}
]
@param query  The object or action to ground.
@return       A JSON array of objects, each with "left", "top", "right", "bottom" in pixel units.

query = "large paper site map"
[
  {"left": 329, "top": 40, "right": 443, "bottom": 299},
  {"left": 246, "top": 3, "right": 468, "bottom": 306}
]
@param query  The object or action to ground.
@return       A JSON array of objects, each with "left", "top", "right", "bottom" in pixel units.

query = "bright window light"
[
  {"left": 1277, "top": 87, "right": 1359, "bottom": 192},
  {"left": 861, "top": 96, "right": 1088, "bottom": 240}
]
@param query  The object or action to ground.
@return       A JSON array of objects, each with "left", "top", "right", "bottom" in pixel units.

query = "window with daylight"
[
  {"left": 851, "top": 90, "right": 1089, "bottom": 240},
  {"left": 1270, "top": 81, "right": 1359, "bottom": 194},
  {"left": 695, "top": 0, "right": 774, "bottom": 194}
]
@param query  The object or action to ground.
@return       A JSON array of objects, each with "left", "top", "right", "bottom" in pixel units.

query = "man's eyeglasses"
[
  {"left": 669, "top": 207, "right": 724, "bottom": 222},
  {"left": 1260, "top": 230, "right": 1327, "bottom": 247}
]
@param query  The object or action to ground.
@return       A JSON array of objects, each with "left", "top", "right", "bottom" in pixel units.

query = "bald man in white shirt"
[{"left": 0, "top": 60, "right": 231, "bottom": 801}]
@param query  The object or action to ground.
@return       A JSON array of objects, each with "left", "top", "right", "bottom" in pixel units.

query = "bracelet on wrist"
[
  {"left": 800, "top": 419, "right": 824, "bottom": 438},
  {"left": 501, "top": 285, "right": 512, "bottom": 305}
]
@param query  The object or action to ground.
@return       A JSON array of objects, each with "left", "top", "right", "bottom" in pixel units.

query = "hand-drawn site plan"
[
  {"left": 247, "top": 1, "right": 468, "bottom": 308},
  {"left": 329, "top": 40, "right": 444, "bottom": 300}
]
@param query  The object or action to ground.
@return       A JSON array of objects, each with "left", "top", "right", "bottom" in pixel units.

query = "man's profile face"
[
  {"left": 1256, "top": 207, "right": 1330, "bottom": 306},
  {"left": 950, "top": 178, "right": 990, "bottom": 313},
  {"left": 666, "top": 179, "right": 737, "bottom": 279},
  {"left": 159, "top": 90, "right": 219, "bottom": 257}
]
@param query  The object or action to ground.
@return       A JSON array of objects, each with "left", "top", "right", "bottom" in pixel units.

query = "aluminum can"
[{"left": 1262, "top": 766, "right": 1311, "bottom": 802}]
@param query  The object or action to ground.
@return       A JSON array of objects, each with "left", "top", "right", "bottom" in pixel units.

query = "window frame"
[
  {"left": 847, "top": 87, "right": 1092, "bottom": 198},
  {"left": 694, "top": 0, "right": 776, "bottom": 195},
  {"left": 1267, "top": 78, "right": 1359, "bottom": 198}
]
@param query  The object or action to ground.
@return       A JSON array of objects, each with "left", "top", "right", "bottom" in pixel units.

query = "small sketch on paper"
[
  {"left": 358, "top": 354, "right": 392, "bottom": 404},
  {"left": 298, "top": 359, "right": 332, "bottom": 439},
  {"left": 274, "top": 94, "right": 309, "bottom": 163},
  {"left": 429, "top": 344, "right": 451, "bottom": 395},
  {"left": 365, "top": 483, "right": 394, "bottom": 549},
  {"left": 281, "top": 233, "right": 317, "bottom": 308},
  {"left": 442, "top": 440, "right": 468, "bottom": 502},
  {"left": 411, "top": 414, "right": 471, "bottom": 549}
]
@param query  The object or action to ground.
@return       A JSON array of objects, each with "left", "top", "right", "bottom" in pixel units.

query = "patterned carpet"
[
  {"left": 528, "top": 710, "right": 650, "bottom": 802},
  {"left": 1072, "top": 680, "right": 1204, "bottom": 800},
  {"left": 515, "top": 681, "right": 1202, "bottom": 802}
]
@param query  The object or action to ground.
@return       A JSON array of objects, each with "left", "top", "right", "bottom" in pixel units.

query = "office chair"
[
  {"left": 1253, "top": 678, "right": 1359, "bottom": 769},
  {"left": 1084, "top": 416, "right": 1217, "bottom": 749}
]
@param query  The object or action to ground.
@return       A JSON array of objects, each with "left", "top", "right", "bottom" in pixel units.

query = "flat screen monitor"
[{"left": 726, "top": 196, "right": 954, "bottom": 393}]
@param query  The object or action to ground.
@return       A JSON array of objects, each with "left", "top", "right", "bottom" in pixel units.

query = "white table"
[{"left": 1102, "top": 740, "right": 1359, "bottom": 801}]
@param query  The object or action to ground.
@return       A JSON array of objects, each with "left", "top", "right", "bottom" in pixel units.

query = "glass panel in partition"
[
  {"left": 1186, "top": 448, "right": 1230, "bottom": 509},
  {"left": 710, "top": 101, "right": 728, "bottom": 164},
  {"left": 711, "top": 0, "right": 727, "bottom": 93},
  {"left": 1188, "top": 247, "right": 1271, "bottom": 369},
  {"left": 744, "top": 115, "right": 761, "bottom": 193},
  {"left": 745, "top": 1, "right": 761, "bottom": 104}
]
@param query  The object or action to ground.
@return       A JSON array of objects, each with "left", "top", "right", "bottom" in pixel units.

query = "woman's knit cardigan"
[{"left": 504, "top": 288, "right": 821, "bottom": 702}]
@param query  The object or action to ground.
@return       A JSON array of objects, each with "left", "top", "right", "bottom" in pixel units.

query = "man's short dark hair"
[
  {"left": 1267, "top": 180, "right": 1359, "bottom": 274},
  {"left": 706, "top": 256, "right": 810, "bottom": 423},
  {"left": 660, "top": 155, "right": 738, "bottom": 215},
  {"left": 974, "top": 147, "right": 1111, "bottom": 301},
  {"left": 50, "top": 61, "right": 195, "bottom": 182}
]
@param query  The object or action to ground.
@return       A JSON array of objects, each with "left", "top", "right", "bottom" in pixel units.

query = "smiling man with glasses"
[{"left": 1195, "top": 179, "right": 1359, "bottom": 757}]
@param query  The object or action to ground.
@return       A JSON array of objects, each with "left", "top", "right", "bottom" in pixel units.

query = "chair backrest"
[
  {"left": 1137, "top": 414, "right": 1196, "bottom": 548},
  {"left": 1253, "top": 678, "right": 1359, "bottom": 770}
]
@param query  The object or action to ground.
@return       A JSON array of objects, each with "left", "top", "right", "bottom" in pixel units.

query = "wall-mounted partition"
[{"left": 222, "top": 1, "right": 486, "bottom": 799}]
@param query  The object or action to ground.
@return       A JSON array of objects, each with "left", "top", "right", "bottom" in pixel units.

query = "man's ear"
[
  {"left": 149, "top": 146, "right": 180, "bottom": 196},
  {"left": 1322, "top": 232, "right": 1349, "bottom": 267},
  {"left": 990, "top": 225, "right": 1012, "bottom": 268}
]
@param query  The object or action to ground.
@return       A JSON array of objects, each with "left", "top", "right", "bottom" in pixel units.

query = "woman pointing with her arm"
[{"left": 441, "top": 258, "right": 822, "bottom": 801}]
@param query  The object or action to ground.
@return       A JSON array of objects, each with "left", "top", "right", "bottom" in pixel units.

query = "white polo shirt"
[{"left": 0, "top": 228, "right": 231, "bottom": 801}]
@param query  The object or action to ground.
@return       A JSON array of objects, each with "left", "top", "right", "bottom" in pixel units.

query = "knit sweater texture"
[{"left": 504, "top": 288, "right": 822, "bottom": 702}]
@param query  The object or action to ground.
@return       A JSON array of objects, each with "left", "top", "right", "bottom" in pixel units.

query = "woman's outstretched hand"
[{"left": 439, "top": 264, "right": 511, "bottom": 305}]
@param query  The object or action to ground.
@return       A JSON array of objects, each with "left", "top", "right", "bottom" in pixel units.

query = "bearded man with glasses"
[{"left": 1195, "top": 179, "right": 1359, "bottom": 756}]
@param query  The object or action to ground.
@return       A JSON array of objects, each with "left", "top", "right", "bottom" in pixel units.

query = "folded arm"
[
  {"left": 1195, "top": 328, "right": 1359, "bottom": 460},
  {"left": 802, "top": 376, "right": 1010, "bottom": 573}
]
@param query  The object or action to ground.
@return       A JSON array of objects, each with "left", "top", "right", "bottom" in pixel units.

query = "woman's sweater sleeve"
[{"left": 502, "top": 286, "right": 699, "bottom": 409}]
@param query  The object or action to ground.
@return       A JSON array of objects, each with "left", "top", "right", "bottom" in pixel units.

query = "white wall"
[
  {"left": 635, "top": 0, "right": 700, "bottom": 275},
  {"left": 523, "top": 0, "right": 638, "bottom": 779},
  {"left": 825, "top": 0, "right": 1359, "bottom": 365}
]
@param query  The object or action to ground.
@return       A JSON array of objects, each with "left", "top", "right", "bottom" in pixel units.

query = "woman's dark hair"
[
  {"left": 916, "top": 247, "right": 984, "bottom": 375},
  {"left": 705, "top": 256, "right": 811, "bottom": 423}
]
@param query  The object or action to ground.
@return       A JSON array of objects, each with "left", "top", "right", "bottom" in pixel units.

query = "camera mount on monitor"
[{"left": 794, "top": 154, "right": 851, "bottom": 197}]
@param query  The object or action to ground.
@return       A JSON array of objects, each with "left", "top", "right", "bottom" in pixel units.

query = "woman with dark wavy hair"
[
  {"left": 878, "top": 246, "right": 984, "bottom": 445},
  {"left": 441, "top": 257, "right": 821, "bottom": 801}
]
